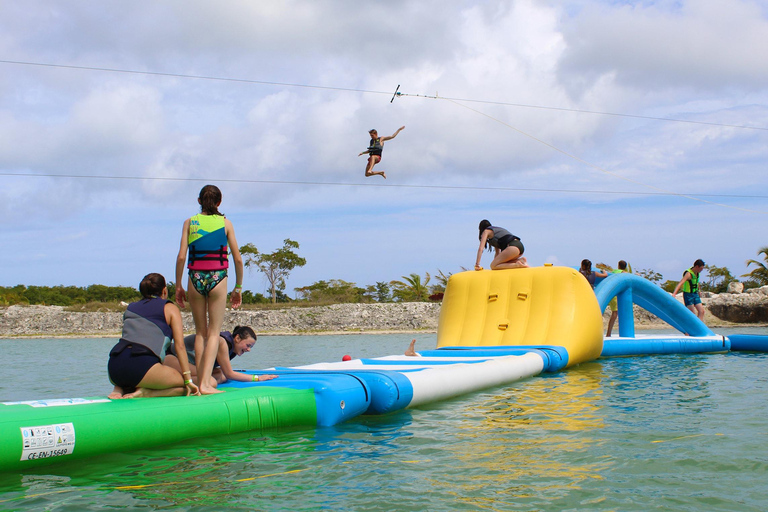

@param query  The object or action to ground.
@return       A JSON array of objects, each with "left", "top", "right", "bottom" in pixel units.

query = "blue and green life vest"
[{"left": 187, "top": 214, "right": 229, "bottom": 271}]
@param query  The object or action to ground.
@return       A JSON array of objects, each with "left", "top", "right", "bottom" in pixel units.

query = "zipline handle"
[{"left": 390, "top": 84, "right": 401, "bottom": 103}]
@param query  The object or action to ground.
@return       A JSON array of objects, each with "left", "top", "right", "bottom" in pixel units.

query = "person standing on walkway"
[{"left": 673, "top": 259, "right": 706, "bottom": 321}]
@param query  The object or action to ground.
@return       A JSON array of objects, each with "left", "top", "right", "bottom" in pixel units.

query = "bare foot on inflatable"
[
  {"left": 108, "top": 386, "right": 124, "bottom": 399},
  {"left": 200, "top": 386, "right": 223, "bottom": 395},
  {"left": 519, "top": 257, "right": 529, "bottom": 267},
  {"left": 122, "top": 388, "right": 147, "bottom": 399},
  {"left": 405, "top": 339, "right": 417, "bottom": 356}
]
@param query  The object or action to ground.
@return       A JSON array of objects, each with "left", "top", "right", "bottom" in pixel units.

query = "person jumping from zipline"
[{"left": 358, "top": 126, "right": 405, "bottom": 178}]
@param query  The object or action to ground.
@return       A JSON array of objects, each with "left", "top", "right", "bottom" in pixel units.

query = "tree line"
[
  {"left": 3, "top": 242, "right": 768, "bottom": 307},
  {"left": 0, "top": 284, "right": 141, "bottom": 307}
]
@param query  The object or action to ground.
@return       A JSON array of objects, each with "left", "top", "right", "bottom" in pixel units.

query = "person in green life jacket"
[
  {"left": 672, "top": 259, "right": 706, "bottom": 321},
  {"left": 358, "top": 126, "right": 405, "bottom": 178},
  {"left": 606, "top": 260, "right": 630, "bottom": 337},
  {"left": 175, "top": 184, "right": 245, "bottom": 395}
]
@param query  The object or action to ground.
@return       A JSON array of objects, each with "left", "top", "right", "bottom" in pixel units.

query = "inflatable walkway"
[
  {"left": 1, "top": 266, "right": 608, "bottom": 472},
  {"left": 5, "top": 266, "right": 767, "bottom": 473},
  {"left": 593, "top": 272, "right": 731, "bottom": 356},
  {"left": 0, "top": 374, "right": 370, "bottom": 472},
  {"left": 595, "top": 273, "right": 714, "bottom": 338}
]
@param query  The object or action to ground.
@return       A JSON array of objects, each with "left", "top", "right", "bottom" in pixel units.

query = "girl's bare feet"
[
  {"left": 122, "top": 388, "right": 148, "bottom": 399},
  {"left": 199, "top": 386, "right": 224, "bottom": 395}
]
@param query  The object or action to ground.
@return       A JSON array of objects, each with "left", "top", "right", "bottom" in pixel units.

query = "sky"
[{"left": 1, "top": 0, "right": 767, "bottom": 297}]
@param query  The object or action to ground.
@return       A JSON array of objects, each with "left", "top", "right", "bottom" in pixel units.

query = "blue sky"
[{"left": 1, "top": 0, "right": 767, "bottom": 296}]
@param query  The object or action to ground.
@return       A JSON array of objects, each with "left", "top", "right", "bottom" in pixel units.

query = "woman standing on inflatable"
[
  {"left": 175, "top": 185, "right": 244, "bottom": 395},
  {"left": 475, "top": 220, "right": 529, "bottom": 270},
  {"left": 108, "top": 273, "right": 200, "bottom": 399},
  {"left": 579, "top": 259, "right": 608, "bottom": 289}
]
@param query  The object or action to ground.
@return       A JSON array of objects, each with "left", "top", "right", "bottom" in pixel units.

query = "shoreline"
[
  {"left": 6, "top": 324, "right": 768, "bottom": 340},
  {"left": 1, "top": 329, "right": 440, "bottom": 339},
  {"left": 1, "top": 298, "right": 766, "bottom": 339}
]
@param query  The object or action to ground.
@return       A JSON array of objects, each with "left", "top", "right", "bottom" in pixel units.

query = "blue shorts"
[
  {"left": 189, "top": 269, "right": 227, "bottom": 296},
  {"left": 683, "top": 292, "right": 702, "bottom": 306},
  {"left": 108, "top": 340, "right": 160, "bottom": 391}
]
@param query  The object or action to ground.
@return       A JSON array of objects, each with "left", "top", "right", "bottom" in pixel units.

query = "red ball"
[{"left": 342, "top": 354, "right": 352, "bottom": 361}]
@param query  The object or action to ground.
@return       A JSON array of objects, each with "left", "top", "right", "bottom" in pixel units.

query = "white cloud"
[
  {"left": 0, "top": 0, "right": 766, "bottom": 291},
  {"left": 559, "top": 0, "right": 768, "bottom": 91}
]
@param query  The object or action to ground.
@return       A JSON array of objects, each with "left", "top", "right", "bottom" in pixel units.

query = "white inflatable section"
[
  {"left": 291, "top": 356, "right": 494, "bottom": 371},
  {"left": 404, "top": 353, "right": 544, "bottom": 407}
]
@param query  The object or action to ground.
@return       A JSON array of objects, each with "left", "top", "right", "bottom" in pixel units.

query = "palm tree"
[
  {"left": 390, "top": 272, "right": 431, "bottom": 302},
  {"left": 743, "top": 246, "right": 768, "bottom": 285}
]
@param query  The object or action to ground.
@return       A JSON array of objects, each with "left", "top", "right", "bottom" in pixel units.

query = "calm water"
[{"left": 1, "top": 328, "right": 768, "bottom": 511}]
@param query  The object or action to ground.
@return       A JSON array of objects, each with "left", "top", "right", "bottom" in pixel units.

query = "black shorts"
[
  {"left": 108, "top": 341, "right": 160, "bottom": 391},
  {"left": 498, "top": 235, "right": 524, "bottom": 255}
]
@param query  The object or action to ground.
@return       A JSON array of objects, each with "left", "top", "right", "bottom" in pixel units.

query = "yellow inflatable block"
[{"left": 437, "top": 266, "right": 603, "bottom": 367}]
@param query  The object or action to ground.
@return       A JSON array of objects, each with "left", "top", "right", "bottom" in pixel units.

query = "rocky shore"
[
  {"left": 1, "top": 287, "right": 766, "bottom": 338},
  {"left": 0, "top": 302, "right": 442, "bottom": 338}
]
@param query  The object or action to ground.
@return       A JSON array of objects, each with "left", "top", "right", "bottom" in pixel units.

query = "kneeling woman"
[
  {"left": 108, "top": 273, "right": 200, "bottom": 399},
  {"left": 475, "top": 219, "right": 529, "bottom": 270},
  {"left": 164, "top": 325, "right": 277, "bottom": 388}
]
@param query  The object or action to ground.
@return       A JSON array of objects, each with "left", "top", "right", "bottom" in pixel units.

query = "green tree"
[
  {"left": 1, "top": 284, "right": 140, "bottom": 306},
  {"left": 390, "top": 272, "right": 431, "bottom": 302},
  {"left": 701, "top": 265, "right": 737, "bottom": 293},
  {"left": 241, "top": 239, "right": 307, "bottom": 303},
  {"left": 86, "top": 284, "right": 139, "bottom": 303},
  {"left": 295, "top": 279, "right": 367, "bottom": 304},
  {"left": 166, "top": 282, "right": 176, "bottom": 301},
  {"left": 0, "top": 285, "right": 28, "bottom": 306},
  {"left": 635, "top": 268, "right": 662, "bottom": 285},
  {"left": 430, "top": 269, "right": 451, "bottom": 294},
  {"left": 743, "top": 246, "right": 768, "bottom": 286},
  {"left": 373, "top": 281, "right": 391, "bottom": 302},
  {"left": 241, "top": 289, "right": 270, "bottom": 304},
  {"left": 661, "top": 280, "right": 678, "bottom": 293}
]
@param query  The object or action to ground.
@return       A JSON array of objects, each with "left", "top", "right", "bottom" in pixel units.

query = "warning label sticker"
[{"left": 20, "top": 423, "right": 76, "bottom": 461}]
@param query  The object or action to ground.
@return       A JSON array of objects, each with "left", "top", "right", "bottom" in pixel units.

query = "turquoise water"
[{"left": 1, "top": 328, "right": 768, "bottom": 511}]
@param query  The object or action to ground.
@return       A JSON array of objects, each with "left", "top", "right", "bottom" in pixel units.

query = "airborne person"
[{"left": 358, "top": 126, "right": 405, "bottom": 178}]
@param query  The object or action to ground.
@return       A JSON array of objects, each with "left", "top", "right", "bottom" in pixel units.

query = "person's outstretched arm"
[{"left": 381, "top": 126, "right": 405, "bottom": 141}]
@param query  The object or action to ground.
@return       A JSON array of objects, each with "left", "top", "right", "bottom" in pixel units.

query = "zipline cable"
[
  {"left": 1, "top": 59, "right": 765, "bottom": 212},
  {"left": 1, "top": 171, "right": 765, "bottom": 200},
  {"left": 394, "top": 90, "right": 768, "bottom": 131},
  {"left": 2, "top": 59, "right": 766, "bottom": 131},
  {"left": 440, "top": 97, "right": 768, "bottom": 215}
]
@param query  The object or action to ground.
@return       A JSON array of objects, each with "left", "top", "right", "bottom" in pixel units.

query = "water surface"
[{"left": 1, "top": 329, "right": 767, "bottom": 511}]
